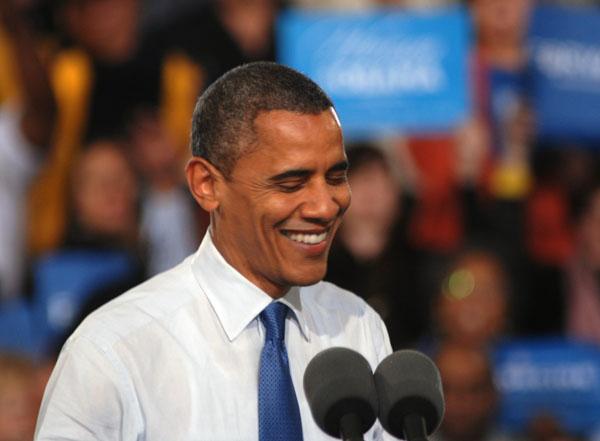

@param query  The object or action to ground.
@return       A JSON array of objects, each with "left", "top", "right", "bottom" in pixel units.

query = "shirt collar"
[
  {"left": 280, "top": 285, "right": 311, "bottom": 342},
  {"left": 191, "top": 232, "right": 311, "bottom": 342}
]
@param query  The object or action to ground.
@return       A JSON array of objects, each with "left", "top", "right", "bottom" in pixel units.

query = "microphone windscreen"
[
  {"left": 374, "top": 350, "right": 445, "bottom": 438},
  {"left": 303, "top": 347, "right": 378, "bottom": 438}
]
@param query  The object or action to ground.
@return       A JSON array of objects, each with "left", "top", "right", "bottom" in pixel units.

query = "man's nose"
[{"left": 301, "top": 180, "right": 349, "bottom": 222}]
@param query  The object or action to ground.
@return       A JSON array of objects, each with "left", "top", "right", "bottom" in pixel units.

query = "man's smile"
[{"left": 280, "top": 229, "right": 330, "bottom": 245}]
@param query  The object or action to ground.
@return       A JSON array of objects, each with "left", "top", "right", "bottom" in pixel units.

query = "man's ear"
[{"left": 186, "top": 157, "right": 223, "bottom": 212}]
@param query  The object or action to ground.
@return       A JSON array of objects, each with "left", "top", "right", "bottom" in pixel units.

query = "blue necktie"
[{"left": 258, "top": 302, "right": 303, "bottom": 441}]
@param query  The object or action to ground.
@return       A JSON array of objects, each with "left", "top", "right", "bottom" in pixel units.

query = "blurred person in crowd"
[
  {"left": 399, "top": 106, "right": 529, "bottom": 339},
  {"left": 518, "top": 147, "right": 600, "bottom": 336},
  {"left": 326, "top": 144, "right": 426, "bottom": 349},
  {"left": 432, "top": 342, "right": 516, "bottom": 441},
  {"left": 527, "top": 414, "right": 583, "bottom": 441},
  {"left": 129, "top": 110, "right": 201, "bottom": 275},
  {"left": 32, "top": 139, "right": 146, "bottom": 350},
  {"left": 519, "top": 148, "right": 574, "bottom": 336},
  {"left": 469, "top": 0, "right": 532, "bottom": 156},
  {"left": 162, "top": 0, "right": 278, "bottom": 84},
  {"left": 27, "top": 0, "right": 202, "bottom": 255},
  {"left": 55, "top": 0, "right": 155, "bottom": 140},
  {"left": 432, "top": 248, "right": 510, "bottom": 348},
  {"left": 469, "top": 0, "right": 536, "bottom": 278},
  {"left": 65, "top": 140, "right": 140, "bottom": 252},
  {"left": 564, "top": 179, "right": 600, "bottom": 345},
  {"left": 0, "top": 354, "right": 38, "bottom": 441},
  {"left": 139, "top": 0, "right": 205, "bottom": 33},
  {"left": 470, "top": 0, "right": 531, "bottom": 71},
  {"left": 0, "top": 0, "right": 55, "bottom": 299},
  {"left": 466, "top": 0, "right": 533, "bottom": 260}
]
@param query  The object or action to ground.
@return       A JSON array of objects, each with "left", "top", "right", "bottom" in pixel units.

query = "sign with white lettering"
[
  {"left": 529, "top": 5, "right": 600, "bottom": 142},
  {"left": 277, "top": 8, "right": 470, "bottom": 138},
  {"left": 494, "top": 339, "right": 600, "bottom": 435}
]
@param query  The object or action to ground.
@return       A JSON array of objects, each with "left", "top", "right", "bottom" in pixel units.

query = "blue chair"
[{"left": 31, "top": 250, "right": 137, "bottom": 353}]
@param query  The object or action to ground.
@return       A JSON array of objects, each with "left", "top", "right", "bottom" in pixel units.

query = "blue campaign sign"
[
  {"left": 493, "top": 339, "right": 600, "bottom": 435},
  {"left": 528, "top": 5, "right": 600, "bottom": 142},
  {"left": 277, "top": 8, "right": 471, "bottom": 138}
]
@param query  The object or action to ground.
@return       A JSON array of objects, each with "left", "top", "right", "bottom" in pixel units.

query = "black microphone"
[
  {"left": 374, "top": 350, "right": 445, "bottom": 441},
  {"left": 303, "top": 347, "right": 378, "bottom": 441}
]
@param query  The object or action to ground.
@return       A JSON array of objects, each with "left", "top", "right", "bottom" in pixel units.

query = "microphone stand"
[
  {"left": 403, "top": 414, "right": 429, "bottom": 441},
  {"left": 339, "top": 413, "right": 365, "bottom": 441}
]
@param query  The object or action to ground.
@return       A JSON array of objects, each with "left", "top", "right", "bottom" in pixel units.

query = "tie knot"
[{"left": 260, "top": 302, "right": 288, "bottom": 342}]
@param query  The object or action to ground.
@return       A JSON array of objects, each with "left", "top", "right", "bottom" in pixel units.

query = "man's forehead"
[
  {"left": 253, "top": 108, "right": 341, "bottom": 135},
  {"left": 253, "top": 106, "right": 339, "bottom": 121},
  {"left": 231, "top": 109, "right": 345, "bottom": 171}
]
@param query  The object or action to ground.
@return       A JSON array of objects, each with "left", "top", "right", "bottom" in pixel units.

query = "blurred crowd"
[{"left": 0, "top": 0, "right": 599, "bottom": 440}]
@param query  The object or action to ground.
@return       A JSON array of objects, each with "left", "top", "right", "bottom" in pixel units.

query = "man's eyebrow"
[
  {"left": 329, "top": 160, "right": 349, "bottom": 173},
  {"left": 268, "top": 160, "right": 349, "bottom": 182},
  {"left": 268, "top": 168, "right": 312, "bottom": 182}
]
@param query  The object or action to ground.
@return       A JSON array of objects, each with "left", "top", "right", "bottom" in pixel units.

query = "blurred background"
[{"left": 0, "top": 0, "right": 600, "bottom": 440}]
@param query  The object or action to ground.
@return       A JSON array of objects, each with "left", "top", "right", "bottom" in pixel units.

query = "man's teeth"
[{"left": 287, "top": 232, "right": 327, "bottom": 244}]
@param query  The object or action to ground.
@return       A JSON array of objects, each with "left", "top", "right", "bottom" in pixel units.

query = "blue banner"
[
  {"left": 528, "top": 5, "right": 600, "bottom": 142},
  {"left": 277, "top": 8, "right": 471, "bottom": 138},
  {"left": 494, "top": 339, "right": 600, "bottom": 435}
]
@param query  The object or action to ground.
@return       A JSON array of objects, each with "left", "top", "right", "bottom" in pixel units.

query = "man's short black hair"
[{"left": 190, "top": 62, "right": 334, "bottom": 176}]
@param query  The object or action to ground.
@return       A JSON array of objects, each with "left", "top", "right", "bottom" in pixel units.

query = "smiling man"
[{"left": 35, "top": 62, "right": 392, "bottom": 440}]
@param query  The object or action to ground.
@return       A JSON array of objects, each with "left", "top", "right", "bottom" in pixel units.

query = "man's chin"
[{"left": 286, "top": 266, "right": 328, "bottom": 287}]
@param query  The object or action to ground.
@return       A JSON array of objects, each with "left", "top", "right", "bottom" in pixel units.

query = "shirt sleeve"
[{"left": 35, "top": 336, "right": 142, "bottom": 441}]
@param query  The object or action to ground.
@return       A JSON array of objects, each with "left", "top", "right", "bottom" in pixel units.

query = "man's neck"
[{"left": 209, "top": 228, "right": 289, "bottom": 299}]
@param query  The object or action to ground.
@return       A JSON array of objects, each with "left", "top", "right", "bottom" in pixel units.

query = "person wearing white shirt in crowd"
[
  {"left": 0, "top": 0, "right": 55, "bottom": 299},
  {"left": 35, "top": 62, "right": 393, "bottom": 440},
  {"left": 0, "top": 106, "right": 39, "bottom": 299}
]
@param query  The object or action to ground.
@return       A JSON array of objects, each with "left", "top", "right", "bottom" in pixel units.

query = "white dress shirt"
[{"left": 35, "top": 232, "right": 393, "bottom": 440}]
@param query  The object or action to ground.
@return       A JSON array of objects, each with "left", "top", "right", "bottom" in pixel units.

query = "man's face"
[{"left": 212, "top": 108, "right": 350, "bottom": 297}]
